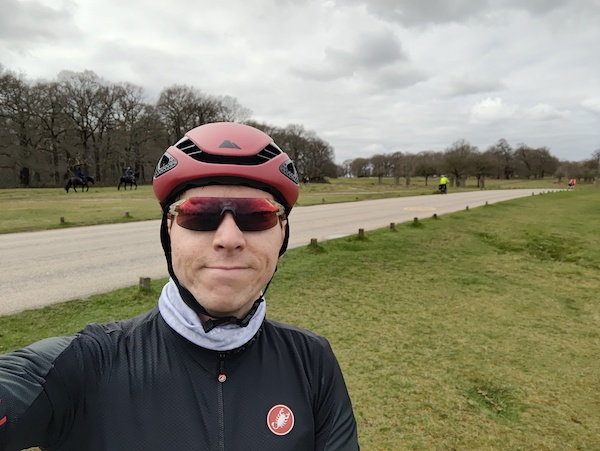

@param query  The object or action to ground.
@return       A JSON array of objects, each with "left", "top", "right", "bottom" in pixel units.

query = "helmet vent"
[
  {"left": 279, "top": 159, "right": 299, "bottom": 184},
  {"left": 154, "top": 153, "right": 178, "bottom": 177},
  {"left": 176, "top": 139, "right": 283, "bottom": 166}
]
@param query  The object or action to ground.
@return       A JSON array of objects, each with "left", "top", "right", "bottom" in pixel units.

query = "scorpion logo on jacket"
[{"left": 267, "top": 404, "right": 294, "bottom": 436}]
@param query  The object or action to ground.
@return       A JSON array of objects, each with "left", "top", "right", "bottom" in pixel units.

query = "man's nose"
[{"left": 212, "top": 212, "right": 245, "bottom": 249}]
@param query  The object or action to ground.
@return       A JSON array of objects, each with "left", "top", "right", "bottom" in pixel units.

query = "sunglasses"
[{"left": 169, "top": 197, "right": 286, "bottom": 232}]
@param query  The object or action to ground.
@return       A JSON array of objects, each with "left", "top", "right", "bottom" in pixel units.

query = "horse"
[
  {"left": 65, "top": 176, "right": 95, "bottom": 193},
  {"left": 118, "top": 174, "right": 138, "bottom": 190}
]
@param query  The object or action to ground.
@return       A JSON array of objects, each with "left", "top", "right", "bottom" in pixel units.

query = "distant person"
[
  {"left": 568, "top": 178, "right": 576, "bottom": 190},
  {"left": 0, "top": 122, "right": 359, "bottom": 450},
  {"left": 76, "top": 166, "right": 85, "bottom": 183},
  {"left": 438, "top": 174, "right": 449, "bottom": 194},
  {"left": 126, "top": 166, "right": 134, "bottom": 179}
]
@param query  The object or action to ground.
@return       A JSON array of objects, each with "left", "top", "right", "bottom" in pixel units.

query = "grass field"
[
  {"left": 1, "top": 180, "right": 599, "bottom": 449},
  {"left": 0, "top": 176, "right": 566, "bottom": 234}
]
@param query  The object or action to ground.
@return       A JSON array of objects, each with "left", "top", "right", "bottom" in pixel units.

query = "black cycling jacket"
[{"left": 0, "top": 307, "right": 359, "bottom": 450}]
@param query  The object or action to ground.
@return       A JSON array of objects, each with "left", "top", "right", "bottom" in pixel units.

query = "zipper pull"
[{"left": 218, "top": 353, "right": 227, "bottom": 383}]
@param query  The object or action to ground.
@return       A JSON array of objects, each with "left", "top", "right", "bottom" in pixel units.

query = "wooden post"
[
  {"left": 125, "top": 211, "right": 130, "bottom": 218},
  {"left": 60, "top": 216, "right": 65, "bottom": 223},
  {"left": 466, "top": 206, "right": 469, "bottom": 211},
  {"left": 390, "top": 223, "right": 396, "bottom": 230},
  {"left": 413, "top": 217, "right": 418, "bottom": 223},
  {"left": 139, "top": 277, "right": 151, "bottom": 291},
  {"left": 358, "top": 229, "right": 365, "bottom": 239},
  {"left": 310, "top": 238, "right": 318, "bottom": 246}
]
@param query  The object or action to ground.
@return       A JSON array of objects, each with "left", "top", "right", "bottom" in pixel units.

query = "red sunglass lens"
[
  {"left": 174, "top": 198, "right": 281, "bottom": 231},
  {"left": 234, "top": 211, "right": 279, "bottom": 231},
  {"left": 176, "top": 214, "right": 222, "bottom": 231}
]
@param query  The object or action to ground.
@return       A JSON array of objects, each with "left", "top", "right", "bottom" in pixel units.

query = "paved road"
[{"left": 0, "top": 189, "right": 559, "bottom": 315}]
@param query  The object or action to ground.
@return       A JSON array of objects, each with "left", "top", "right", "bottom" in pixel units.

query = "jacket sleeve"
[
  {"left": 0, "top": 335, "right": 77, "bottom": 451},
  {"left": 313, "top": 340, "right": 360, "bottom": 451}
]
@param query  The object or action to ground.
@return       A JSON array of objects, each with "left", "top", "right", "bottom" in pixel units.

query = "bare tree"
[
  {"left": 370, "top": 154, "right": 390, "bottom": 184},
  {"left": 472, "top": 150, "right": 497, "bottom": 188},
  {"left": 442, "top": 139, "right": 478, "bottom": 187},
  {"left": 580, "top": 158, "right": 598, "bottom": 182},
  {"left": 591, "top": 148, "right": 600, "bottom": 181},
  {"left": 110, "top": 82, "right": 164, "bottom": 182},
  {"left": 350, "top": 158, "right": 371, "bottom": 177},
  {"left": 413, "top": 151, "right": 440, "bottom": 186},
  {"left": 487, "top": 138, "right": 515, "bottom": 179},
  {"left": 156, "top": 85, "right": 206, "bottom": 143},
  {"left": 303, "top": 135, "right": 337, "bottom": 181},
  {"left": 514, "top": 143, "right": 535, "bottom": 178},
  {"left": 214, "top": 95, "right": 252, "bottom": 123},
  {"left": 0, "top": 69, "right": 41, "bottom": 186},
  {"left": 29, "top": 81, "right": 70, "bottom": 185},
  {"left": 392, "top": 152, "right": 415, "bottom": 187},
  {"left": 531, "top": 147, "right": 559, "bottom": 179},
  {"left": 58, "top": 70, "right": 113, "bottom": 179}
]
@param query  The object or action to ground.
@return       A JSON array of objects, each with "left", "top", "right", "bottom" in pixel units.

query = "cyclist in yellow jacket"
[{"left": 439, "top": 175, "right": 449, "bottom": 194}]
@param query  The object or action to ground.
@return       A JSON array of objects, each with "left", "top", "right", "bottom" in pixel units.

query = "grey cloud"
[
  {"left": 335, "top": 0, "right": 599, "bottom": 27},
  {"left": 443, "top": 76, "right": 506, "bottom": 97},
  {"left": 291, "top": 29, "right": 409, "bottom": 82},
  {"left": 0, "top": 0, "right": 79, "bottom": 49},
  {"left": 336, "top": 0, "right": 490, "bottom": 26},
  {"left": 500, "top": 0, "right": 593, "bottom": 16},
  {"left": 364, "top": 64, "right": 427, "bottom": 92},
  {"left": 289, "top": 65, "right": 343, "bottom": 82},
  {"left": 525, "top": 104, "right": 571, "bottom": 121},
  {"left": 351, "top": 31, "right": 408, "bottom": 67},
  {"left": 581, "top": 98, "right": 600, "bottom": 115}
]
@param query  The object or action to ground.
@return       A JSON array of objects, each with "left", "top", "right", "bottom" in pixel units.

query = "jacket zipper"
[{"left": 218, "top": 353, "right": 226, "bottom": 451}]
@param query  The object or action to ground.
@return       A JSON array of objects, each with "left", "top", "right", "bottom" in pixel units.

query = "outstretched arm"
[{"left": 0, "top": 336, "right": 76, "bottom": 451}]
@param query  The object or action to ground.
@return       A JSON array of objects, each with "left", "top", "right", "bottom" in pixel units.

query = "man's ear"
[
  {"left": 167, "top": 214, "right": 173, "bottom": 237},
  {"left": 277, "top": 218, "right": 288, "bottom": 260},
  {"left": 280, "top": 218, "right": 288, "bottom": 244}
]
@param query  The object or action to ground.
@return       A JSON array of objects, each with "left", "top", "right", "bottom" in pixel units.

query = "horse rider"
[
  {"left": 76, "top": 167, "right": 85, "bottom": 184},
  {"left": 126, "top": 166, "right": 134, "bottom": 181}
]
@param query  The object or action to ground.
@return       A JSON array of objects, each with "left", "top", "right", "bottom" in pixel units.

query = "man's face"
[{"left": 168, "top": 185, "right": 287, "bottom": 319}]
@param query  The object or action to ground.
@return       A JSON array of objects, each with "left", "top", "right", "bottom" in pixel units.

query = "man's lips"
[
  {"left": 207, "top": 266, "right": 248, "bottom": 270},
  {"left": 205, "top": 266, "right": 251, "bottom": 274}
]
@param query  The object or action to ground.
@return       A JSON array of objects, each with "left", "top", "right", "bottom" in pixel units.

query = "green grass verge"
[
  {"left": 2, "top": 188, "right": 599, "bottom": 449},
  {"left": 1, "top": 176, "right": 566, "bottom": 234}
]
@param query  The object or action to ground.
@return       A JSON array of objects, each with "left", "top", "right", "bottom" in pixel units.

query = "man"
[
  {"left": 438, "top": 174, "right": 449, "bottom": 194},
  {"left": 0, "top": 122, "right": 359, "bottom": 450}
]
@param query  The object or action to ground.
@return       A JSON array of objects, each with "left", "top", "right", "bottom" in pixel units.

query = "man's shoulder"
[
  {"left": 262, "top": 318, "right": 331, "bottom": 349},
  {"left": 78, "top": 307, "right": 161, "bottom": 344}
]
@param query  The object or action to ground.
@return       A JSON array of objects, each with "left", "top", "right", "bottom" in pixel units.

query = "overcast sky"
[{"left": 1, "top": 0, "right": 599, "bottom": 164}]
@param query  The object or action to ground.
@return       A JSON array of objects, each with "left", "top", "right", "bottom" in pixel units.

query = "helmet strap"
[{"left": 177, "top": 271, "right": 275, "bottom": 333}]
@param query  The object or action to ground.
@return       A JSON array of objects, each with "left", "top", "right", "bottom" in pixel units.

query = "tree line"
[
  {"left": 0, "top": 66, "right": 337, "bottom": 188},
  {"left": 343, "top": 138, "right": 600, "bottom": 187}
]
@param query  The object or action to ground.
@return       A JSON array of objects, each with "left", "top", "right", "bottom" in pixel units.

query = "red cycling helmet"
[{"left": 153, "top": 122, "right": 299, "bottom": 211}]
